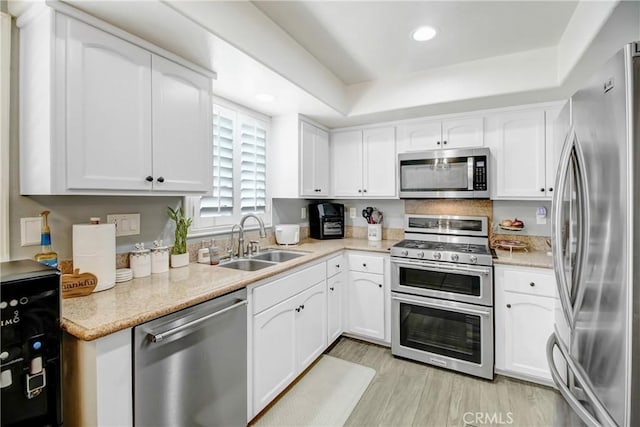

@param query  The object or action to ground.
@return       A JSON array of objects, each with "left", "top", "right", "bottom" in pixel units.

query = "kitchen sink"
[
  {"left": 218, "top": 259, "right": 276, "bottom": 271},
  {"left": 251, "top": 250, "right": 307, "bottom": 263}
]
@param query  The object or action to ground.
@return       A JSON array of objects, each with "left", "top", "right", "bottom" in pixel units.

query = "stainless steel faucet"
[
  {"left": 238, "top": 214, "right": 267, "bottom": 257},
  {"left": 229, "top": 224, "right": 243, "bottom": 258}
]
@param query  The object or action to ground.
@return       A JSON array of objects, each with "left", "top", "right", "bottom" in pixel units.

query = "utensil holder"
[{"left": 368, "top": 224, "right": 382, "bottom": 241}]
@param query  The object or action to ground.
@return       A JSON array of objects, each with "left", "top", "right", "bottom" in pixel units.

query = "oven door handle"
[
  {"left": 392, "top": 259, "right": 491, "bottom": 276},
  {"left": 391, "top": 294, "right": 491, "bottom": 317}
]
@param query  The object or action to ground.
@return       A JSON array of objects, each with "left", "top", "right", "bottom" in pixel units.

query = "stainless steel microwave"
[{"left": 398, "top": 147, "right": 490, "bottom": 199}]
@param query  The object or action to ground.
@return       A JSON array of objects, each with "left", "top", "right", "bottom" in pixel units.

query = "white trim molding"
[{"left": 1, "top": 11, "right": 11, "bottom": 261}]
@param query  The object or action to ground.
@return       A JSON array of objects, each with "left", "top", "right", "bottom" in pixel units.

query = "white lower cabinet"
[
  {"left": 251, "top": 264, "right": 327, "bottom": 416},
  {"left": 327, "top": 253, "right": 345, "bottom": 345},
  {"left": 348, "top": 271, "right": 385, "bottom": 341},
  {"left": 495, "top": 265, "right": 556, "bottom": 385},
  {"left": 346, "top": 253, "right": 387, "bottom": 342}
]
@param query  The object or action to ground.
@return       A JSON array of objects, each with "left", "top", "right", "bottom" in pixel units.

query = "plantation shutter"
[
  {"left": 240, "top": 116, "right": 267, "bottom": 214},
  {"left": 201, "top": 106, "right": 234, "bottom": 217}
]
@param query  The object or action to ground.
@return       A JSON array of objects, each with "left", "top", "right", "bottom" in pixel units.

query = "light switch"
[
  {"left": 107, "top": 214, "right": 140, "bottom": 237},
  {"left": 349, "top": 208, "right": 356, "bottom": 219},
  {"left": 20, "top": 217, "right": 41, "bottom": 247}
]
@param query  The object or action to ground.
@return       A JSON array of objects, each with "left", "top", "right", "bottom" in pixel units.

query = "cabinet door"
[
  {"left": 152, "top": 55, "right": 211, "bottom": 193},
  {"left": 491, "top": 110, "right": 546, "bottom": 198},
  {"left": 347, "top": 271, "right": 385, "bottom": 340},
  {"left": 332, "top": 130, "right": 363, "bottom": 197},
  {"left": 313, "top": 127, "right": 330, "bottom": 196},
  {"left": 503, "top": 291, "right": 554, "bottom": 381},
  {"left": 363, "top": 127, "right": 396, "bottom": 197},
  {"left": 327, "top": 273, "right": 344, "bottom": 344},
  {"left": 295, "top": 282, "right": 327, "bottom": 371},
  {"left": 253, "top": 298, "right": 297, "bottom": 414},
  {"left": 301, "top": 123, "right": 330, "bottom": 197},
  {"left": 65, "top": 16, "right": 152, "bottom": 191},
  {"left": 441, "top": 117, "right": 484, "bottom": 149},
  {"left": 300, "top": 121, "right": 318, "bottom": 196},
  {"left": 545, "top": 105, "right": 568, "bottom": 197},
  {"left": 396, "top": 120, "right": 441, "bottom": 152}
]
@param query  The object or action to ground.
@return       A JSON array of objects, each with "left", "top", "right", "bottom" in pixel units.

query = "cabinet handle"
[
  {"left": 378, "top": 284, "right": 382, "bottom": 288},
  {"left": 330, "top": 287, "right": 335, "bottom": 291},
  {"left": 157, "top": 176, "right": 165, "bottom": 183},
  {"left": 530, "top": 282, "right": 535, "bottom": 287},
  {"left": 336, "top": 264, "right": 340, "bottom": 268},
  {"left": 436, "top": 141, "right": 441, "bottom": 145},
  {"left": 295, "top": 307, "right": 301, "bottom": 312},
  {"left": 540, "top": 188, "right": 545, "bottom": 192},
  {"left": 363, "top": 189, "right": 367, "bottom": 193},
  {"left": 362, "top": 263, "right": 367, "bottom": 267},
  {"left": 358, "top": 189, "right": 362, "bottom": 193},
  {"left": 300, "top": 304, "right": 305, "bottom": 310},
  {"left": 548, "top": 187, "right": 553, "bottom": 192},
  {"left": 506, "top": 304, "right": 512, "bottom": 308},
  {"left": 443, "top": 140, "right": 447, "bottom": 145},
  {"left": 145, "top": 176, "right": 153, "bottom": 182}
]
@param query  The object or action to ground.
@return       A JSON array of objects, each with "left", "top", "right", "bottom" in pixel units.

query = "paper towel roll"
[{"left": 73, "top": 224, "right": 116, "bottom": 292}]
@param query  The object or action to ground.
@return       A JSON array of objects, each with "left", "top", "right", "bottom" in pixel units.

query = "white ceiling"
[{"left": 253, "top": 1, "right": 579, "bottom": 85}]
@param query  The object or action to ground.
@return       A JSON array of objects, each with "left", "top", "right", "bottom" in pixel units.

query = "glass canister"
[
  {"left": 150, "top": 240, "right": 170, "bottom": 274},
  {"left": 130, "top": 243, "right": 151, "bottom": 278}
]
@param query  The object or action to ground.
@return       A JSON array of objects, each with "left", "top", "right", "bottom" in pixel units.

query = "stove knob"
[
  {"left": 401, "top": 250, "right": 409, "bottom": 257},
  {"left": 417, "top": 251, "right": 425, "bottom": 258},
  {"left": 469, "top": 255, "right": 478, "bottom": 264},
  {"left": 450, "top": 254, "right": 459, "bottom": 262},
  {"left": 433, "top": 252, "right": 442, "bottom": 260}
]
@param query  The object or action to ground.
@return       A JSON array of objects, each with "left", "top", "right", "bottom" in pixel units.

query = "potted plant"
[{"left": 167, "top": 205, "right": 192, "bottom": 268}]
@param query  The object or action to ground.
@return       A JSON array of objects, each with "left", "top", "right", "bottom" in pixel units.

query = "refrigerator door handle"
[
  {"left": 568, "top": 138, "right": 591, "bottom": 320},
  {"left": 552, "top": 126, "right": 576, "bottom": 328},
  {"left": 547, "top": 333, "right": 618, "bottom": 427}
]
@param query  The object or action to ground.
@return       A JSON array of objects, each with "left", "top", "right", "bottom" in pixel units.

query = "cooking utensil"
[
  {"left": 362, "top": 207, "right": 374, "bottom": 224},
  {"left": 371, "top": 209, "right": 383, "bottom": 225}
]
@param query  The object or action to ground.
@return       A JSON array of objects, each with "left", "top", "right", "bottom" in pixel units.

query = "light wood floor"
[{"left": 327, "top": 337, "right": 580, "bottom": 427}]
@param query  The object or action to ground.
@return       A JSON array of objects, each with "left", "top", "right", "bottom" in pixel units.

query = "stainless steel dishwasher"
[{"left": 133, "top": 288, "right": 247, "bottom": 426}]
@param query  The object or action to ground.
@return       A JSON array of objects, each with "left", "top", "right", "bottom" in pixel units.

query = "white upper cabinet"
[
  {"left": 151, "top": 55, "right": 212, "bottom": 193},
  {"left": 331, "top": 127, "right": 396, "bottom": 198},
  {"left": 65, "top": 18, "right": 153, "bottom": 191},
  {"left": 487, "top": 109, "right": 547, "bottom": 199},
  {"left": 545, "top": 105, "right": 568, "bottom": 196},
  {"left": 18, "top": 7, "right": 213, "bottom": 195},
  {"left": 397, "top": 117, "right": 484, "bottom": 152},
  {"left": 487, "top": 103, "right": 566, "bottom": 200},
  {"left": 269, "top": 116, "right": 330, "bottom": 198},
  {"left": 300, "top": 121, "right": 330, "bottom": 197}
]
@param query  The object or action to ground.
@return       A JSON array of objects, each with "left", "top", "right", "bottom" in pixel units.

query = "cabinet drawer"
[
  {"left": 348, "top": 254, "right": 384, "bottom": 274},
  {"left": 326, "top": 254, "right": 345, "bottom": 278},
  {"left": 253, "top": 263, "right": 326, "bottom": 314},
  {"left": 503, "top": 268, "right": 555, "bottom": 298}
]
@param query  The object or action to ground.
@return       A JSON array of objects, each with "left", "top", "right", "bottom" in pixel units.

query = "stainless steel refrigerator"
[{"left": 547, "top": 42, "right": 640, "bottom": 426}]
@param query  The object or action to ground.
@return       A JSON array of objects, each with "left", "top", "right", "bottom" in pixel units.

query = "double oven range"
[{"left": 390, "top": 215, "right": 495, "bottom": 380}]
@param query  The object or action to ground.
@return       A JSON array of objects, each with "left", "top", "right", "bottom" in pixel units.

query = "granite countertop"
[
  {"left": 493, "top": 248, "right": 553, "bottom": 269},
  {"left": 62, "top": 238, "right": 398, "bottom": 341}
]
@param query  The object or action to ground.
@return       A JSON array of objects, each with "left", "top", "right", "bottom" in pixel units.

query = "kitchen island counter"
[{"left": 62, "top": 238, "right": 397, "bottom": 341}]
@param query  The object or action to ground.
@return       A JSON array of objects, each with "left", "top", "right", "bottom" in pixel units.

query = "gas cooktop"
[{"left": 391, "top": 214, "right": 494, "bottom": 266}]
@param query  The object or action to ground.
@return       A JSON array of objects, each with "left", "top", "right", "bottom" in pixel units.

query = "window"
[{"left": 187, "top": 101, "right": 270, "bottom": 235}]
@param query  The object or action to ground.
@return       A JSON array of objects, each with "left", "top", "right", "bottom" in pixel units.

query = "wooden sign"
[{"left": 62, "top": 269, "right": 98, "bottom": 299}]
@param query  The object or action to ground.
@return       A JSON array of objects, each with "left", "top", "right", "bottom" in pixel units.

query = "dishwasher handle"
[{"left": 149, "top": 299, "right": 248, "bottom": 343}]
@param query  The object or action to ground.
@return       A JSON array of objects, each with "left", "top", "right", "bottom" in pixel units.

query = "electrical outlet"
[
  {"left": 20, "top": 217, "right": 41, "bottom": 246},
  {"left": 107, "top": 213, "right": 141, "bottom": 237},
  {"left": 301, "top": 207, "right": 307, "bottom": 220},
  {"left": 350, "top": 207, "right": 356, "bottom": 219}
]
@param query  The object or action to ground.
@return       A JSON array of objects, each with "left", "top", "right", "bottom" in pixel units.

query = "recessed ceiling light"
[
  {"left": 255, "top": 93, "right": 275, "bottom": 103},
  {"left": 411, "top": 26, "right": 437, "bottom": 42}
]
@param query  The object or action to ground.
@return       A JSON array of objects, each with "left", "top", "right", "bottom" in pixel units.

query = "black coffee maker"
[
  {"left": 309, "top": 202, "right": 345, "bottom": 239},
  {"left": 1, "top": 260, "right": 62, "bottom": 427}
]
